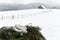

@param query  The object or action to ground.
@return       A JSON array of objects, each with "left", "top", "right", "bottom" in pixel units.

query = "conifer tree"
[{"left": 0, "top": 24, "right": 46, "bottom": 40}]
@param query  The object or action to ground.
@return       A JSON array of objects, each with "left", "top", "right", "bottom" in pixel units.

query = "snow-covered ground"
[{"left": 0, "top": 9, "right": 60, "bottom": 40}]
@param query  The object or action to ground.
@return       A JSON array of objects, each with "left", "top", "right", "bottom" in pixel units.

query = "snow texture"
[{"left": 0, "top": 9, "right": 60, "bottom": 40}]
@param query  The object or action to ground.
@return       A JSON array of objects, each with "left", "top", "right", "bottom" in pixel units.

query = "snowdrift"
[{"left": 0, "top": 9, "right": 60, "bottom": 40}]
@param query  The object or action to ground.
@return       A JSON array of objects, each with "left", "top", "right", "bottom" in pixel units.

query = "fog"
[{"left": 0, "top": 0, "right": 60, "bottom": 9}]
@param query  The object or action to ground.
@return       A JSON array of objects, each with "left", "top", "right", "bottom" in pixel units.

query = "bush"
[{"left": 0, "top": 25, "right": 46, "bottom": 40}]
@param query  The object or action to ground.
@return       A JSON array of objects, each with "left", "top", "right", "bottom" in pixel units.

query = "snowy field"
[{"left": 0, "top": 9, "right": 60, "bottom": 40}]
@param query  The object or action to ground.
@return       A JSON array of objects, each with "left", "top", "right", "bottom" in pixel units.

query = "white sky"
[
  {"left": 0, "top": 0, "right": 40, "bottom": 4},
  {"left": 0, "top": 0, "right": 60, "bottom": 5}
]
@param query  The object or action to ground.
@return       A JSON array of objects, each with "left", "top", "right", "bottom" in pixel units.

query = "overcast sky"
[
  {"left": 0, "top": 0, "right": 60, "bottom": 5},
  {"left": 0, "top": 0, "right": 39, "bottom": 4},
  {"left": 0, "top": 0, "right": 60, "bottom": 8}
]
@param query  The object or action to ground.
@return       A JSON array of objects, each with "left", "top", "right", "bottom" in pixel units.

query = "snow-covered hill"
[{"left": 0, "top": 9, "right": 60, "bottom": 40}]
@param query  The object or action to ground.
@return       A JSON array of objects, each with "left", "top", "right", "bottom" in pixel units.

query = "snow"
[
  {"left": 14, "top": 24, "right": 27, "bottom": 33},
  {"left": 0, "top": 9, "right": 60, "bottom": 40}
]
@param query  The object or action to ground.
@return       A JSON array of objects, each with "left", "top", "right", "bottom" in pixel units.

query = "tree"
[
  {"left": 0, "top": 24, "right": 46, "bottom": 40},
  {"left": 38, "top": 6, "right": 43, "bottom": 9}
]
